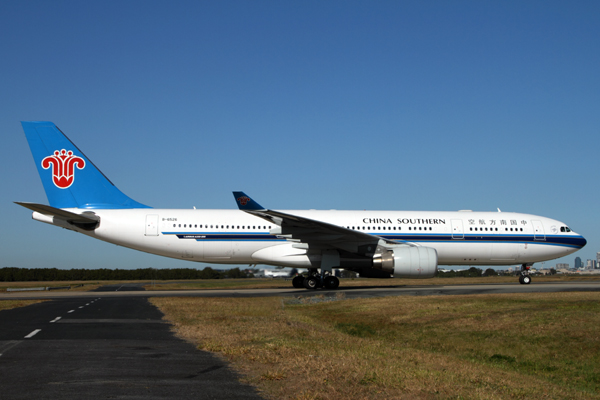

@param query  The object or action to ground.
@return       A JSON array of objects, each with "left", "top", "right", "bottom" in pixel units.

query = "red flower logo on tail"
[
  {"left": 41, "top": 150, "right": 86, "bottom": 189},
  {"left": 237, "top": 196, "right": 251, "bottom": 206}
]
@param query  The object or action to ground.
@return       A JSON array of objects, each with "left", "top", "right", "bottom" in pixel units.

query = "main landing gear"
[
  {"left": 292, "top": 269, "right": 340, "bottom": 290},
  {"left": 519, "top": 263, "right": 533, "bottom": 285}
]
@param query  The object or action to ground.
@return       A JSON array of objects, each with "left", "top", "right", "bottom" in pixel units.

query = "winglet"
[{"left": 232, "top": 191, "right": 265, "bottom": 210}]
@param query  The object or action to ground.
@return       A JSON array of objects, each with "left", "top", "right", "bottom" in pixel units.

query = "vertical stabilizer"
[{"left": 21, "top": 121, "right": 150, "bottom": 209}]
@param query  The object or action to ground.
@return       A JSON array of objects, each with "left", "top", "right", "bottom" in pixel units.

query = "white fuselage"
[{"left": 41, "top": 208, "right": 585, "bottom": 269}]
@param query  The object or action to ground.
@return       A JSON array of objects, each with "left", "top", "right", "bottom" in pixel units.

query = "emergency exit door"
[
  {"left": 145, "top": 214, "right": 159, "bottom": 236},
  {"left": 532, "top": 220, "right": 545, "bottom": 241},
  {"left": 451, "top": 219, "right": 464, "bottom": 239}
]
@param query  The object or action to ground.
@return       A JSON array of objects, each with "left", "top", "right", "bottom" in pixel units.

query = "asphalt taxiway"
[{"left": 0, "top": 294, "right": 262, "bottom": 399}]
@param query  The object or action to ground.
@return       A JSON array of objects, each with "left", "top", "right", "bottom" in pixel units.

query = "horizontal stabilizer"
[{"left": 15, "top": 202, "right": 99, "bottom": 224}]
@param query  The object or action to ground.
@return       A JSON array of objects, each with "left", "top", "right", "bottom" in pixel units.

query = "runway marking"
[
  {"left": 86, "top": 303, "right": 90, "bottom": 305},
  {"left": 0, "top": 341, "right": 22, "bottom": 357},
  {"left": 78, "top": 306, "right": 84, "bottom": 309},
  {"left": 68, "top": 310, "right": 75, "bottom": 313},
  {"left": 50, "top": 317, "right": 62, "bottom": 323},
  {"left": 24, "top": 329, "right": 41, "bottom": 339}
]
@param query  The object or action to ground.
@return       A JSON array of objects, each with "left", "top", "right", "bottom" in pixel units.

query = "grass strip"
[
  {"left": 0, "top": 280, "right": 141, "bottom": 292},
  {"left": 152, "top": 292, "right": 600, "bottom": 399},
  {"left": 0, "top": 299, "right": 45, "bottom": 311}
]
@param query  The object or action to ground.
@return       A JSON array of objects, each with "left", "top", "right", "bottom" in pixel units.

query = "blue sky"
[{"left": 2, "top": 1, "right": 598, "bottom": 271}]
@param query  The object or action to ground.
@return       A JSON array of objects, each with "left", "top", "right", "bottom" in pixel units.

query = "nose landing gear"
[
  {"left": 519, "top": 263, "right": 533, "bottom": 284},
  {"left": 519, "top": 274, "right": 531, "bottom": 284}
]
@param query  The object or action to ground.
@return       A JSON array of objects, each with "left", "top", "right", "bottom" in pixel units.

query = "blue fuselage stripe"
[{"left": 161, "top": 232, "right": 586, "bottom": 249}]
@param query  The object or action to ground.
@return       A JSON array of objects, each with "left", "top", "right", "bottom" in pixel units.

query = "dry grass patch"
[
  {"left": 0, "top": 299, "right": 45, "bottom": 311},
  {"left": 152, "top": 292, "right": 600, "bottom": 399},
  {"left": 0, "top": 280, "right": 150, "bottom": 292}
]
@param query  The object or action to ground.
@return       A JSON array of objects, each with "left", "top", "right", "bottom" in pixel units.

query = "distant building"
[
  {"left": 556, "top": 263, "right": 569, "bottom": 270},
  {"left": 597, "top": 252, "right": 600, "bottom": 269},
  {"left": 586, "top": 259, "right": 595, "bottom": 270},
  {"left": 575, "top": 257, "right": 583, "bottom": 269}
]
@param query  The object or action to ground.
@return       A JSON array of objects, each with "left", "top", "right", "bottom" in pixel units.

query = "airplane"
[{"left": 17, "top": 121, "right": 587, "bottom": 290}]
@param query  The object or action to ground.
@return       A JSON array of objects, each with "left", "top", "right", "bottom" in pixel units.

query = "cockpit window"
[{"left": 560, "top": 226, "right": 571, "bottom": 233}]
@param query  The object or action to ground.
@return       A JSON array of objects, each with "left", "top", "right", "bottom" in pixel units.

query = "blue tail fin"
[{"left": 21, "top": 121, "right": 150, "bottom": 209}]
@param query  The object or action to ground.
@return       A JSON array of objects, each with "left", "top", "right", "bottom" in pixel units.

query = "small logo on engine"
[{"left": 41, "top": 149, "right": 85, "bottom": 189}]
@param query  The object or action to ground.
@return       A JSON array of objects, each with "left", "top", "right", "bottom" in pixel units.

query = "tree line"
[
  {"left": 437, "top": 267, "right": 555, "bottom": 277},
  {"left": 437, "top": 267, "right": 499, "bottom": 277},
  {"left": 0, "top": 267, "right": 252, "bottom": 282}
]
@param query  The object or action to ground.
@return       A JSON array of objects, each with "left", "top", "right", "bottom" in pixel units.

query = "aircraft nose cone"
[{"left": 579, "top": 236, "right": 587, "bottom": 248}]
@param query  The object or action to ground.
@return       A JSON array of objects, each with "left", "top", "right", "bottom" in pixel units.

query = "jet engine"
[{"left": 372, "top": 245, "right": 438, "bottom": 278}]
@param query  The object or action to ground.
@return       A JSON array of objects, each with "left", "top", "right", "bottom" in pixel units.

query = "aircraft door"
[
  {"left": 451, "top": 219, "right": 464, "bottom": 239},
  {"left": 145, "top": 214, "right": 159, "bottom": 236},
  {"left": 532, "top": 220, "right": 545, "bottom": 241}
]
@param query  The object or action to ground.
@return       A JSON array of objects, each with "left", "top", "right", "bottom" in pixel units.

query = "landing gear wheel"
[
  {"left": 303, "top": 276, "right": 319, "bottom": 290},
  {"left": 315, "top": 276, "right": 324, "bottom": 289},
  {"left": 292, "top": 276, "right": 305, "bottom": 288},
  {"left": 323, "top": 276, "right": 340, "bottom": 289},
  {"left": 522, "top": 275, "right": 531, "bottom": 284},
  {"left": 519, "top": 275, "right": 524, "bottom": 284}
]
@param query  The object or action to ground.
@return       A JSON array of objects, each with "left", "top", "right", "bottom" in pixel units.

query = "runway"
[
  {"left": 0, "top": 295, "right": 262, "bottom": 399},
  {"left": 1, "top": 280, "right": 600, "bottom": 300}
]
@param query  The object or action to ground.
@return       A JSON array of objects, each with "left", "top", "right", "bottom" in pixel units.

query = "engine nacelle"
[{"left": 372, "top": 245, "right": 438, "bottom": 279}]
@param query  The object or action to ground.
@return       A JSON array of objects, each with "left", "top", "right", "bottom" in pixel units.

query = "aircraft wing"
[{"left": 232, "top": 192, "right": 404, "bottom": 254}]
